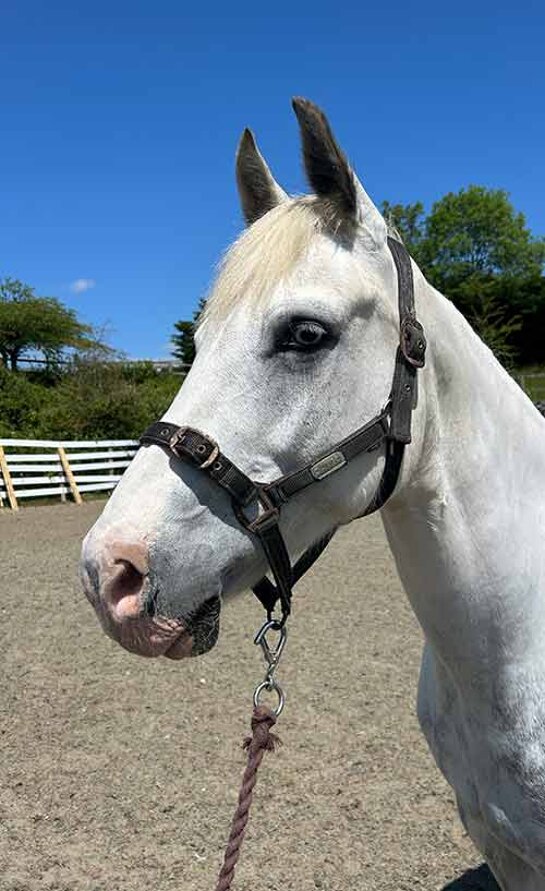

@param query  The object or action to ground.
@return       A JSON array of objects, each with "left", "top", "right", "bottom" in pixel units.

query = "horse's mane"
[{"left": 200, "top": 196, "right": 350, "bottom": 325}]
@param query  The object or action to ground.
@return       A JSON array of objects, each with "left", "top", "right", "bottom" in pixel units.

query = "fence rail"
[{"left": 0, "top": 437, "right": 138, "bottom": 510}]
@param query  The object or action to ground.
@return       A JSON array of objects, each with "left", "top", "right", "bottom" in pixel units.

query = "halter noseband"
[{"left": 140, "top": 237, "right": 426, "bottom": 625}]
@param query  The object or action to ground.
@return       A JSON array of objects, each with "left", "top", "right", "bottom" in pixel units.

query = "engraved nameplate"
[{"left": 310, "top": 451, "right": 347, "bottom": 481}]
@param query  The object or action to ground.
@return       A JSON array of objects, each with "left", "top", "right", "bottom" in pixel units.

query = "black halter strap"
[{"left": 140, "top": 237, "right": 426, "bottom": 624}]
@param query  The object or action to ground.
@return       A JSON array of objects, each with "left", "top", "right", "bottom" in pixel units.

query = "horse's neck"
[{"left": 381, "top": 269, "right": 545, "bottom": 681}]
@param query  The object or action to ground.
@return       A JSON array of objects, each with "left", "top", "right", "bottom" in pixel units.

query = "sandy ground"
[{"left": 0, "top": 501, "right": 499, "bottom": 891}]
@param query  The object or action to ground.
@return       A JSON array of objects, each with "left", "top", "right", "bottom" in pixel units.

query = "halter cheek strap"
[{"left": 140, "top": 238, "right": 426, "bottom": 624}]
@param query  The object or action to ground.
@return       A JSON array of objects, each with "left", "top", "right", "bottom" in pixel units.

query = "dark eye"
[{"left": 285, "top": 320, "right": 328, "bottom": 351}]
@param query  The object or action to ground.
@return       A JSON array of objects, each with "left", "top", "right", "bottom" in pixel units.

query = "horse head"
[{"left": 80, "top": 99, "right": 406, "bottom": 660}]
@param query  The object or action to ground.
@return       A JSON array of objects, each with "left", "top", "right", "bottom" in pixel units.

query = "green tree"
[
  {"left": 171, "top": 296, "right": 207, "bottom": 366},
  {"left": 465, "top": 288, "right": 522, "bottom": 367},
  {"left": 0, "top": 278, "right": 103, "bottom": 371},
  {"left": 0, "top": 365, "right": 45, "bottom": 436},
  {"left": 510, "top": 276, "right": 545, "bottom": 365},
  {"left": 421, "top": 187, "right": 545, "bottom": 365},
  {"left": 381, "top": 200, "right": 426, "bottom": 261},
  {"left": 171, "top": 320, "right": 196, "bottom": 365},
  {"left": 37, "top": 360, "right": 181, "bottom": 439},
  {"left": 383, "top": 189, "right": 545, "bottom": 366},
  {"left": 421, "top": 186, "right": 545, "bottom": 290}
]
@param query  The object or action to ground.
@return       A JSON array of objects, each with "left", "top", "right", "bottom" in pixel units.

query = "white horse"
[{"left": 81, "top": 99, "right": 545, "bottom": 890}]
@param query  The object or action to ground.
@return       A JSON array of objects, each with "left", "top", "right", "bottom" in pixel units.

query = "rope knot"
[{"left": 243, "top": 705, "right": 281, "bottom": 754}]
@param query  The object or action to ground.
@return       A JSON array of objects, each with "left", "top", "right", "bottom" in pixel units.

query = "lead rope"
[
  {"left": 213, "top": 706, "right": 280, "bottom": 891},
  {"left": 214, "top": 620, "right": 287, "bottom": 891}
]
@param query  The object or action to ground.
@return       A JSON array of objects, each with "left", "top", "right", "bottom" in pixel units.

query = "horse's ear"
[
  {"left": 236, "top": 128, "right": 288, "bottom": 226},
  {"left": 292, "top": 97, "right": 386, "bottom": 245}
]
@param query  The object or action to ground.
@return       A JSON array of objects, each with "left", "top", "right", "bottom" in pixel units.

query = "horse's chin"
[
  {"left": 155, "top": 594, "right": 222, "bottom": 659},
  {"left": 95, "top": 594, "right": 221, "bottom": 660},
  {"left": 163, "top": 631, "right": 197, "bottom": 660},
  {"left": 180, "top": 595, "right": 221, "bottom": 658},
  {"left": 95, "top": 615, "right": 189, "bottom": 659},
  {"left": 164, "top": 624, "right": 218, "bottom": 659}
]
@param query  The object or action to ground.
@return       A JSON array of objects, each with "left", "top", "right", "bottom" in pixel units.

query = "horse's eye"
[{"left": 287, "top": 320, "right": 327, "bottom": 350}]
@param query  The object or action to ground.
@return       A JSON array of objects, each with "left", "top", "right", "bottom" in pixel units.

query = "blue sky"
[{"left": 2, "top": 0, "right": 543, "bottom": 358}]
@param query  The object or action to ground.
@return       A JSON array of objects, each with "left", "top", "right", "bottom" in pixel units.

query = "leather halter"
[{"left": 140, "top": 237, "right": 426, "bottom": 625}]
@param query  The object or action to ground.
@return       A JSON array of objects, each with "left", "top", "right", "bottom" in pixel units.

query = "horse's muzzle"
[{"left": 80, "top": 532, "right": 196, "bottom": 659}]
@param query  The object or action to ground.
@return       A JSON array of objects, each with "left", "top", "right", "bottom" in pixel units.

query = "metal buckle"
[
  {"left": 198, "top": 441, "right": 220, "bottom": 469},
  {"left": 169, "top": 427, "right": 221, "bottom": 470},
  {"left": 247, "top": 488, "right": 280, "bottom": 534},
  {"left": 400, "top": 316, "right": 426, "bottom": 368},
  {"left": 233, "top": 486, "right": 280, "bottom": 534},
  {"left": 169, "top": 427, "right": 189, "bottom": 454}
]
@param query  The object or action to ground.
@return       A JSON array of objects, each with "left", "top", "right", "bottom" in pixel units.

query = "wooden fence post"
[
  {"left": 0, "top": 445, "right": 19, "bottom": 511},
  {"left": 57, "top": 447, "right": 83, "bottom": 505}
]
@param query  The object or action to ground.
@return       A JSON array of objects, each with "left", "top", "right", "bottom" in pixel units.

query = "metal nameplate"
[{"left": 310, "top": 451, "right": 347, "bottom": 481}]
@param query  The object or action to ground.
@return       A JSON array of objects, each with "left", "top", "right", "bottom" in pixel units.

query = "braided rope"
[{"left": 214, "top": 705, "right": 281, "bottom": 891}]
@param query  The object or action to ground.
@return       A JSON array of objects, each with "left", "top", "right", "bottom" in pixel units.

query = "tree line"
[
  {"left": 0, "top": 279, "right": 180, "bottom": 439},
  {"left": 1, "top": 184, "right": 543, "bottom": 440}
]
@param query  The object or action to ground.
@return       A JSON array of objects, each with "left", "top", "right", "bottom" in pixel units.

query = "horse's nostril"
[
  {"left": 110, "top": 559, "right": 146, "bottom": 605},
  {"left": 82, "top": 534, "right": 150, "bottom": 621},
  {"left": 101, "top": 553, "right": 148, "bottom": 621}
]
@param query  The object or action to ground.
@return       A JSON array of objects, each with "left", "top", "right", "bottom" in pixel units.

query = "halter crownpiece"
[{"left": 140, "top": 237, "right": 426, "bottom": 624}]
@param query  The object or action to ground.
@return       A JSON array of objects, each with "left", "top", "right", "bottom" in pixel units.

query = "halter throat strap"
[{"left": 139, "top": 238, "right": 426, "bottom": 623}]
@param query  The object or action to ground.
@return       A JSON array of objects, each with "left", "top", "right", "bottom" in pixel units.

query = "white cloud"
[{"left": 70, "top": 278, "right": 96, "bottom": 294}]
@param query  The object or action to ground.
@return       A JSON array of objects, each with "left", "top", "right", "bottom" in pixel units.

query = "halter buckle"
[
  {"left": 198, "top": 442, "right": 220, "bottom": 469},
  {"left": 169, "top": 427, "right": 188, "bottom": 452},
  {"left": 233, "top": 485, "right": 281, "bottom": 534},
  {"left": 247, "top": 488, "right": 280, "bottom": 534},
  {"left": 400, "top": 316, "right": 426, "bottom": 368},
  {"left": 169, "top": 427, "right": 221, "bottom": 470}
]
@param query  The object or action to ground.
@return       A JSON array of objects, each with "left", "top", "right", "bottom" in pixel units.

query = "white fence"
[{"left": 0, "top": 438, "right": 138, "bottom": 510}]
